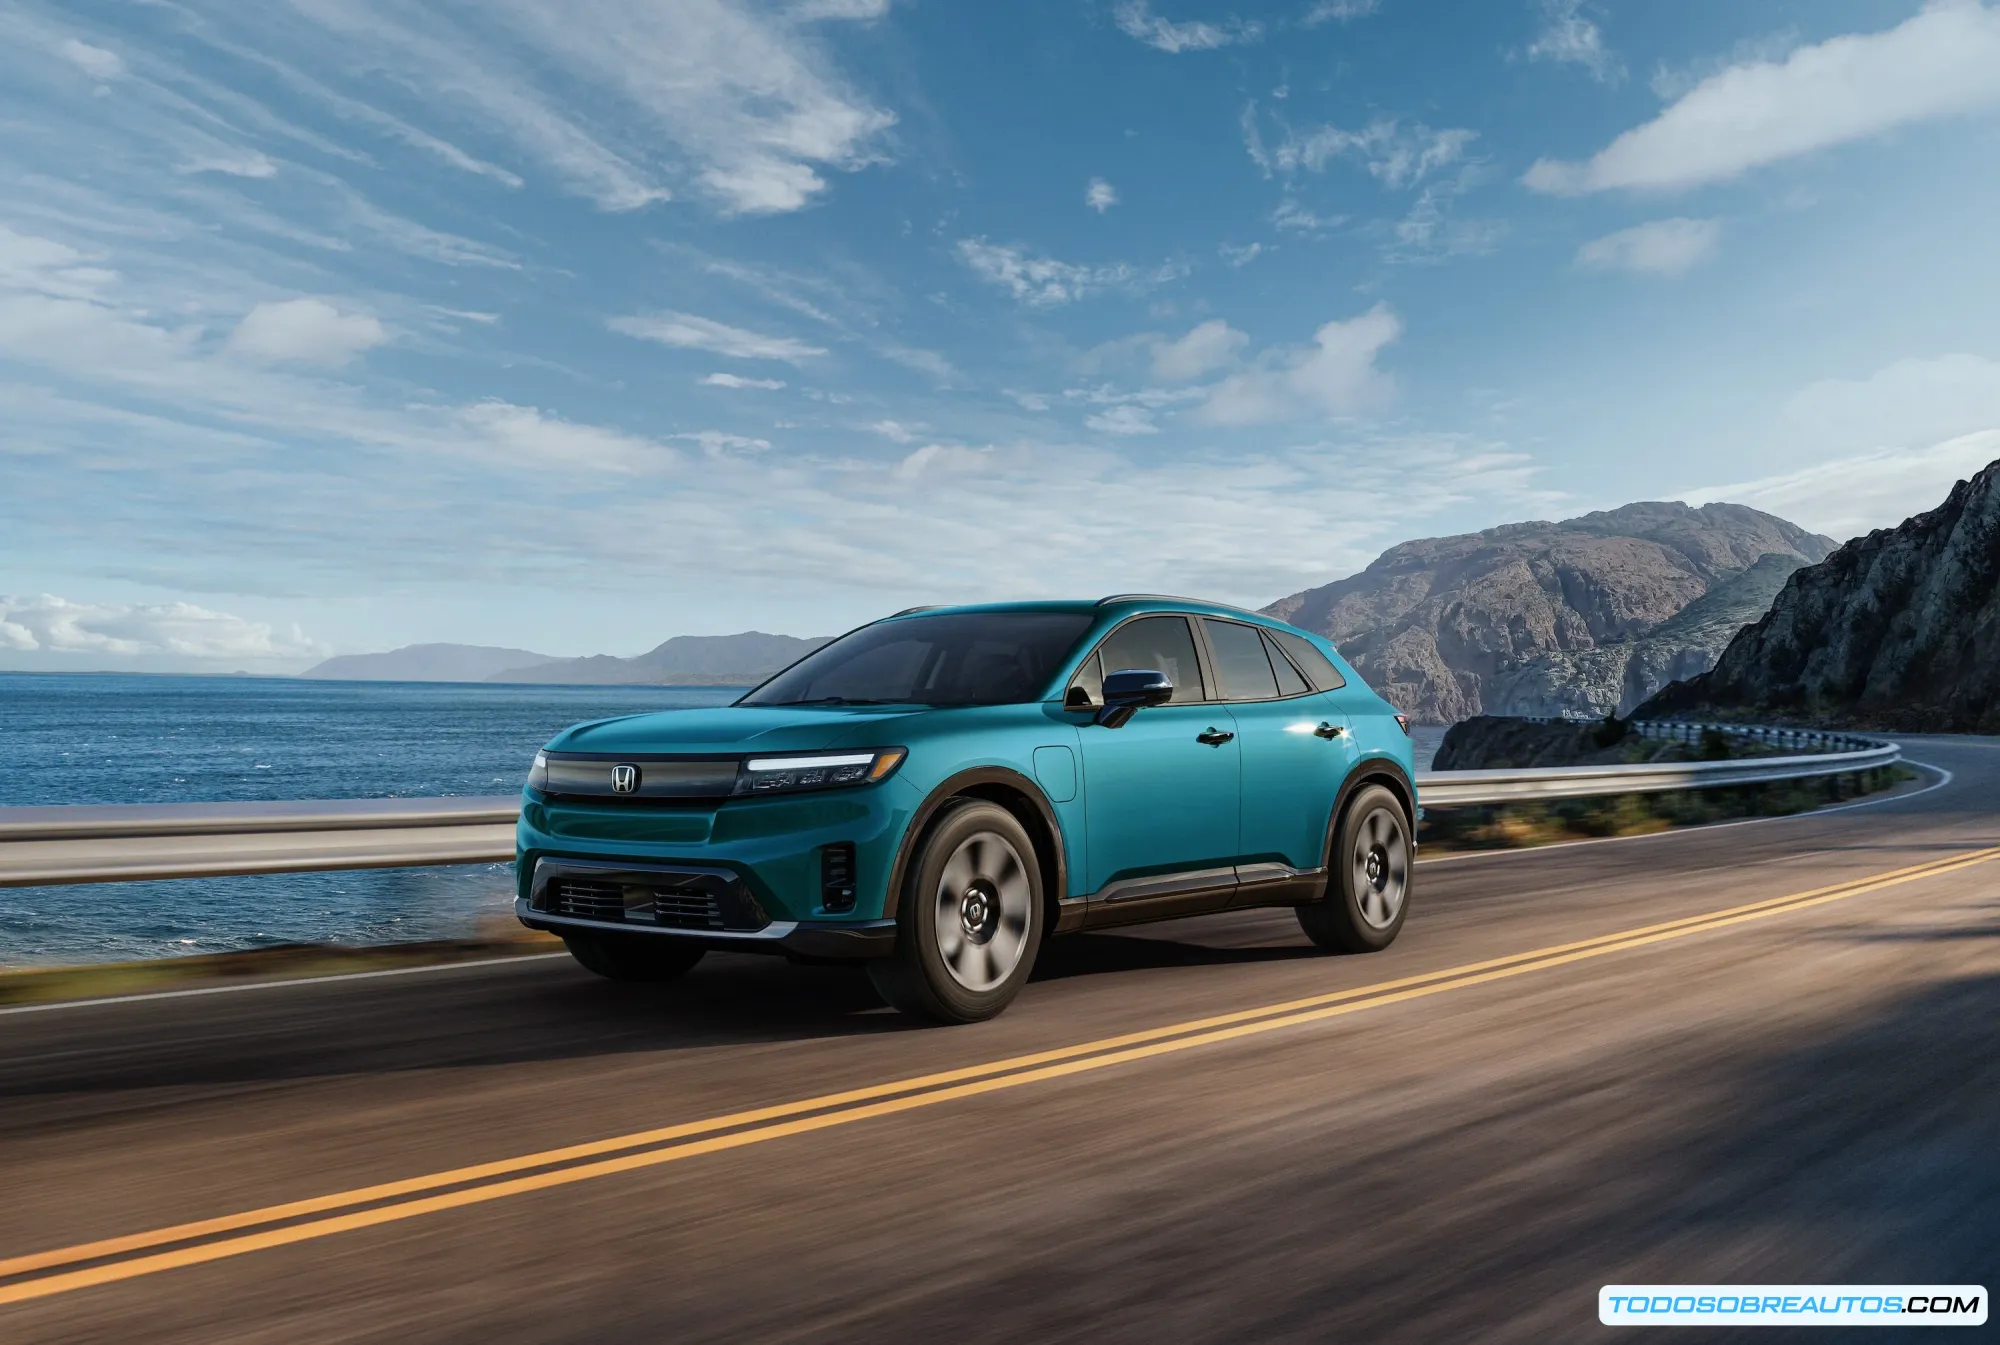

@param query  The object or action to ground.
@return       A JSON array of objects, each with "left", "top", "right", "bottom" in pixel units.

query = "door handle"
[
  {"left": 1196, "top": 728, "right": 1235, "bottom": 746},
  {"left": 1314, "top": 721, "right": 1345, "bottom": 739}
]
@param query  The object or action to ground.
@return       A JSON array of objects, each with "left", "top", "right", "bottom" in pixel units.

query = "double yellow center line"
[{"left": 4, "top": 843, "right": 1995, "bottom": 1308}]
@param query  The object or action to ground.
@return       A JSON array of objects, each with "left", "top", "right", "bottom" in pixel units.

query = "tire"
[
  {"left": 563, "top": 931, "right": 707, "bottom": 983},
  {"left": 1297, "top": 784, "right": 1412, "bottom": 953},
  {"left": 868, "top": 799, "right": 1044, "bottom": 1024}
]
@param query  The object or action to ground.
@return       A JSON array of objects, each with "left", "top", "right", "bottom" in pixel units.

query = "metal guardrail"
[
  {"left": 0, "top": 797, "right": 519, "bottom": 888},
  {"left": 0, "top": 722, "right": 1899, "bottom": 888},
  {"left": 1414, "top": 721, "right": 1901, "bottom": 807}
]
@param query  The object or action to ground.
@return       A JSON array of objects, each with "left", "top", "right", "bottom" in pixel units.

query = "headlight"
[
  {"left": 733, "top": 748, "right": 906, "bottom": 796},
  {"left": 527, "top": 751, "right": 548, "bottom": 792}
]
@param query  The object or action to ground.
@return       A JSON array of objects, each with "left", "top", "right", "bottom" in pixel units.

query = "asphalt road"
[{"left": 2, "top": 737, "right": 1997, "bottom": 1343}]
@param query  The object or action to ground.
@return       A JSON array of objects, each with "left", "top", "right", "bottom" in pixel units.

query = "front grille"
[
  {"left": 552, "top": 878, "right": 627, "bottom": 922},
  {"left": 534, "top": 864, "right": 767, "bottom": 933},
  {"left": 650, "top": 890, "right": 726, "bottom": 930}
]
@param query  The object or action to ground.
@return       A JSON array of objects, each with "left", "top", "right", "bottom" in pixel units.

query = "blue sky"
[{"left": 3, "top": 0, "right": 1999, "bottom": 670}]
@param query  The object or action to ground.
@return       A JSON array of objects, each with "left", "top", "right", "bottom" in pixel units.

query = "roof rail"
[
  {"left": 889, "top": 604, "right": 945, "bottom": 617},
  {"left": 1094, "top": 593, "right": 1264, "bottom": 616}
]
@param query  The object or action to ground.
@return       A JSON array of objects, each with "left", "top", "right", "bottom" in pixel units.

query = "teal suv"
[{"left": 517, "top": 596, "right": 1418, "bottom": 1022}]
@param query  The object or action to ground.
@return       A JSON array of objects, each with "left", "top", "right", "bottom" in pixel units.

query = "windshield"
[{"left": 740, "top": 611, "right": 1095, "bottom": 707}]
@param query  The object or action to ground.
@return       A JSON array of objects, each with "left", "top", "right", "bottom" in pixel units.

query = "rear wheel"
[
  {"left": 868, "top": 800, "right": 1044, "bottom": 1024},
  {"left": 1297, "top": 784, "right": 1412, "bottom": 953},
  {"left": 563, "top": 931, "right": 707, "bottom": 982}
]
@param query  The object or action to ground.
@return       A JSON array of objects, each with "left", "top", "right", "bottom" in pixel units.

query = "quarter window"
[
  {"left": 1202, "top": 619, "right": 1279, "bottom": 701},
  {"left": 1262, "top": 632, "right": 1312, "bottom": 697},
  {"left": 1268, "top": 628, "right": 1347, "bottom": 692}
]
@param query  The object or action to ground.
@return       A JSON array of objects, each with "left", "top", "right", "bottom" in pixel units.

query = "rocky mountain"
[
  {"left": 302, "top": 643, "right": 557, "bottom": 682},
  {"left": 1264, "top": 502, "right": 1836, "bottom": 723},
  {"left": 492, "top": 632, "right": 829, "bottom": 686},
  {"left": 1638, "top": 459, "right": 2000, "bottom": 733}
]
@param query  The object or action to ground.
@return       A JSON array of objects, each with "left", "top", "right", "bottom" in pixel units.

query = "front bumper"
[{"left": 516, "top": 856, "right": 896, "bottom": 959}]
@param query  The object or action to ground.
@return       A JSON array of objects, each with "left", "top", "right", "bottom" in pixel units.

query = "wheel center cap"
[
  {"left": 960, "top": 884, "right": 995, "bottom": 938},
  {"left": 1365, "top": 848, "right": 1386, "bottom": 887}
]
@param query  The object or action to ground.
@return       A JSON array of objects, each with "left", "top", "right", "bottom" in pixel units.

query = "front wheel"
[
  {"left": 563, "top": 931, "right": 707, "bottom": 982},
  {"left": 1297, "top": 784, "right": 1412, "bottom": 953},
  {"left": 868, "top": 799, "right": 1044, "bottom": 1024}
]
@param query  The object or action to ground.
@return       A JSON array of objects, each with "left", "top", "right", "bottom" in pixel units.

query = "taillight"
[{"left": 1394, "top": 713, "right": 1412, "bottom": 736}]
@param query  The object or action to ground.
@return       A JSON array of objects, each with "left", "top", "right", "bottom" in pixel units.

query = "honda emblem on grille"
[{"left": 610, "top": 763, "right": 640, "bottom": 794}]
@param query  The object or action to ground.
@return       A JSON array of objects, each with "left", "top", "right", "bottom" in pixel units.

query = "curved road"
[{"left": 2, "top": 737, "right": 1997, "bottom": 1342}]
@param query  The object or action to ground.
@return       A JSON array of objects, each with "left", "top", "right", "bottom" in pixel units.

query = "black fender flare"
[
  {"left": 883, "top": 766, "right": 1069, "bottom": 922},
  {"left": 1323, "top": 757, "right": 1418, "bottom": 869}
]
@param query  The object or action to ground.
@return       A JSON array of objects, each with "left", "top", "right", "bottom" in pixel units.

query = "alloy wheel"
[
  {"left": 1351, "top": 805, "right": 1409, "bottom": 930},
  {"left": 930, "top": 829, "right": 1033, "bottom": 992}
]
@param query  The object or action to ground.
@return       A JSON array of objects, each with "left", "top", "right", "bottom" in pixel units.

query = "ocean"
[
  {"left": 0, "top": 674, "right": 735, "bottom": 966},
  {"left": 0, "top": 673, "right": 1449, "bottom": 967}
]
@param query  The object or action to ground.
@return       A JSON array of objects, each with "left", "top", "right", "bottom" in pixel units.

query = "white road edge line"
[
  {"left": 2, "top": 762, "right": 1956, "bottom": 1015},
  {"left": 0, "top": 952, "right": 573, "bottom": 1017},
  {"left": 1415, "top": 759, "right": 1952, "bottom": 867}
]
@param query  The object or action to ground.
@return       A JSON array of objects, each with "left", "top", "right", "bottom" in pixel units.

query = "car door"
[
  {"left": 1070, "top": 614, "right": 1241, "bottom": 925},
  {"left": 1198, "top": 619, "right": 1358, "bottom": 901}
]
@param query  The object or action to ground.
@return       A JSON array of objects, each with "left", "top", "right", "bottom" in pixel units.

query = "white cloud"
[
  {"left": 1271, "top": 199, "right": 1343, "bottom": 233},
  {"left": 1113, "top": 1, "right": 1263, "bottom": 52},
  {"left": 1576, "top": 217, "right": 1720, "bottom": 274},
  {"left": 788, "top": 0, "right": 892, "bottom": 19},
  {"left": 676, "top": 429, "right": 771, "bottom": 455},
  {"left": 179, "top": 151, "right": 280, "bottom": 179},
  {"left": 1781, "top": 353, "right": 2000, "bottom": 459},
  {"left": 879, "top": 343, "right": 956, "bottom": 382},
  {"left": 456, "top": 400, "right": 676, "bottom": 473},
  {"left": 0, "top": 594, "right": 324, "bottom": 667},
  {"left": 1152, "top": 319, "right": 1249, "bottom": 382},
  {"left": 225, "top": 298, "right": 387, "bottom": 366},
  {"left": 1683, "top": 352, "right": 2000, "bottom": 542},
  {"left": 1304, "top": 0, "right": 1379, "bottom": 24},
  {"left": 1386, "top": 173, "right": 1504, "bottom": 263},
  {"left": 955, "top": 238, "right": 1186, "bottom": 307},
  {"left": 1198, "top": 304, "right": 1401, "bottom": 426},
  {"left": 1262, "top": 115, "right": 1477, "bottom": 188},
  {"left": 1086, "top": 177, "right": 1119, "bottom": 213},
  {"left": 865, "top": 418, "right": 920, "bottom": 443},
  {"left": 1685, "top": 429, "right": 2000, "bottom": 544},
  {"left": 1525, "top": 0, "right": 2000, "bottom": 194},
  {"left": 702, "top": 372, "right": 786, "bottom": 389},
  {"left": 1085, "top": 405, "right": 1161, "bottom": 436},
  {"left": 1526, "top": 0, "right": 1622, "bottom": 83},
  {"left": 253, "top": 0, "right": 896, "bottom": 215},
  {"left": 1649, "top": 29, "right": 1800, "bottom": 102},
  {"left": 610, "top": 311, "right": 826, "bottom": 362},
  {"left": 56, "top": 38, "right": 123, "bottom": 80},
  {"left": 1219, "top": 241, "right": 1264, "bottom": 267}
]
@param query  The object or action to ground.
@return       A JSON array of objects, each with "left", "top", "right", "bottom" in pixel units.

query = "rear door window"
[{"left": 1202, "top": 619, "right": 1279, "bottom": 701}]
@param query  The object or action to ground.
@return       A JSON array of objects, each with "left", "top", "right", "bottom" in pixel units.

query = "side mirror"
[{"left": 1095, "top": 668, "right": 1173, "bottom": 727}]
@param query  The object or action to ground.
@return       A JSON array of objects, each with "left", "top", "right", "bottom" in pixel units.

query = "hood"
[{"left": 546, "top": 705, "right": 922, "bottom": 756}]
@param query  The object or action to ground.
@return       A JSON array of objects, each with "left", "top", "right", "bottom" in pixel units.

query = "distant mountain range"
[
  {"left": 494, "top": 632, "right": 828, "bottom": 685},
  {"left": 1264, "top": 502, "right": 1837, "bottom": 723},
  {"left": 306, "top": 499, "right": 1848, "bottom": 719},
  {"left": 301, "top": 643, "right": 559, "bottom": 683},
  {"left": 301, "top": 632, "right": 827, "bottom": 686}
]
